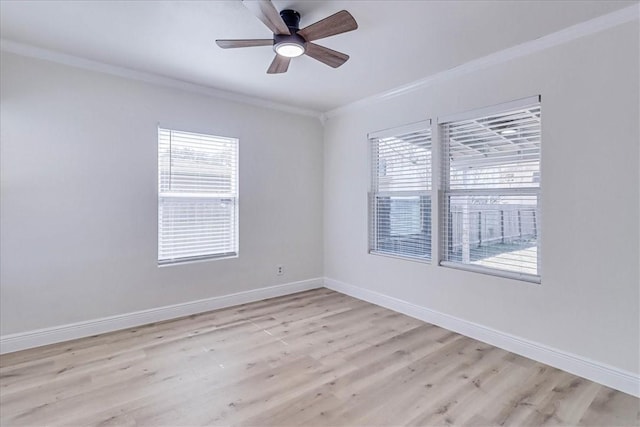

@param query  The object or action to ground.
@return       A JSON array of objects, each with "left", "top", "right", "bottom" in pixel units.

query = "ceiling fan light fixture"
[
  {"left": 274, "top": 41, "right": 305, "bottom": 57},
  {"left": 274, "top": 30, "right": 307, "bottom": 58}
]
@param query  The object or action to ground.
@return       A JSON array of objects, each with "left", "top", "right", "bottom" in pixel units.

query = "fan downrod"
[{"left": 279, "top": 9, "right": 301, "bottom": 31}]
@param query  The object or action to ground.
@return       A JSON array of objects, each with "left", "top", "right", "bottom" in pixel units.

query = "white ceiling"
[{"left": 0, "top": 0, "right": 635, "bottom": 112}]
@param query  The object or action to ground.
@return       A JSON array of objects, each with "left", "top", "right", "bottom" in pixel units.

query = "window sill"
[
  {"left": 158, "top": 253, "right": 238, "bottom": 267},
  {"left": 369, "top": 250, "right": 431, "bottom": 264},
  {"left": 439, "top": 261, "right": 541, "bottom": 284}
]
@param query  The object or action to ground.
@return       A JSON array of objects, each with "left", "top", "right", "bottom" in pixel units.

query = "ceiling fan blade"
[
  {"left": 297, "top": 10, "right": 358, "bottom": 42},
  {"left": 216, "top": 39, "right": 273, "bottom": 49},
  {"left": 242, "top": 0, "right": 290, "bottom": 35},
  {"left": 267, "top": 54, "right": 291, "bottom": 74},
  {"left": 304, "top": 43, "right": 349, "bottom": 68}
]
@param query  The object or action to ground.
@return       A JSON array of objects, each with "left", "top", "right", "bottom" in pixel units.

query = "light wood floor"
[{"left": 1, "top": 289, "right": 638, "bottom": 426}]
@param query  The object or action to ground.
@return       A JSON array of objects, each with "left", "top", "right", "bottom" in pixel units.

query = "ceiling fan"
[{"left": 216, "top": 0, "right": 358, "bottom": 74}]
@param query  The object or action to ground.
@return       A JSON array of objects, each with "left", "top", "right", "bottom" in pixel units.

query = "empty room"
[{"left": 1, "top": 0, "right": 639, "bottom": 425}]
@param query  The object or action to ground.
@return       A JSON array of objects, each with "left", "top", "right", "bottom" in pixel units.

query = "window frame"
[
  {"left": 437, "top": 96, "right": 542, "bottom": 283},
  {"left": 157, "top": 127, "right": 239, "bottom": 266},
  {"left": 368, "top": 120, "right": 433, "bottom": 262}
]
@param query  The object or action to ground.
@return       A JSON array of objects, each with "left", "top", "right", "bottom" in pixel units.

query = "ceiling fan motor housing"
[{"left": 273, "top": 9, "right": 306, "bottom": 56}]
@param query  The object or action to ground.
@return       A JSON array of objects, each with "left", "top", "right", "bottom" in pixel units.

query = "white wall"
[
  {"left": 324, "top": 21, "right": 640, "bottom": 374},
  {"left": 0, "top": 52, "right": 324, "bottom": 335}
]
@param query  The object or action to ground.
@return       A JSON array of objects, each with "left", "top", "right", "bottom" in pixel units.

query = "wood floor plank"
[
  {"left": 578, "top": 387, "right": 640, "bottom": 426},
  {"left": 0, "top": 289, "right": 638, "bottom": 426}
]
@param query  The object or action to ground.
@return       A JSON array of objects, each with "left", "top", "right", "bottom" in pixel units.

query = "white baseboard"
[
  {"left": 324, "top": 277, "right": 640, "bottom": 398},
  {"left": 0, "top": 278, "right": 323, "bottom": 355},
  {"left": 3, "top": 276, "right": 637, "bottom": 398}
]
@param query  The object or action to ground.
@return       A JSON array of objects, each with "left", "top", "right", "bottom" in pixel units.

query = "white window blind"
[
  {"left": 369, "top": 121, "right": 432, "bottom": 261},
  {"left": 158, "top": 128, "right": 238, "bottom": 265},
  {"left": 440, "top": 96, "right": 541, "bottom": 282}
]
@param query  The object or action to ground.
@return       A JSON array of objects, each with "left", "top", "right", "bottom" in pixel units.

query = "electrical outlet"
[{"left": 276, "top": 265, "right": 284, "bottom": 276}]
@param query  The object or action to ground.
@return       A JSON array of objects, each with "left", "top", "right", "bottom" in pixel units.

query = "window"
[
  {"left": 369, "top": 121, "right": 432, "bottom": 261},
  {"left": 439, "top": 96, "right": 541, "bottom": 282},
  {"left": 158, "top": 128, "right": 238, "bottom": 265}
]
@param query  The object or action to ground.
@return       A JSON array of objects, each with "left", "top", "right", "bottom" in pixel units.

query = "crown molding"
[
  {"left": 0, "top": 39, "right": 323, "bottom": 120},
  {"left": 324, "top": 3, "right": 640, "bottom": 119},
  {"left": 2, "top": 3, "right": 638, "bottom": 122}
]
